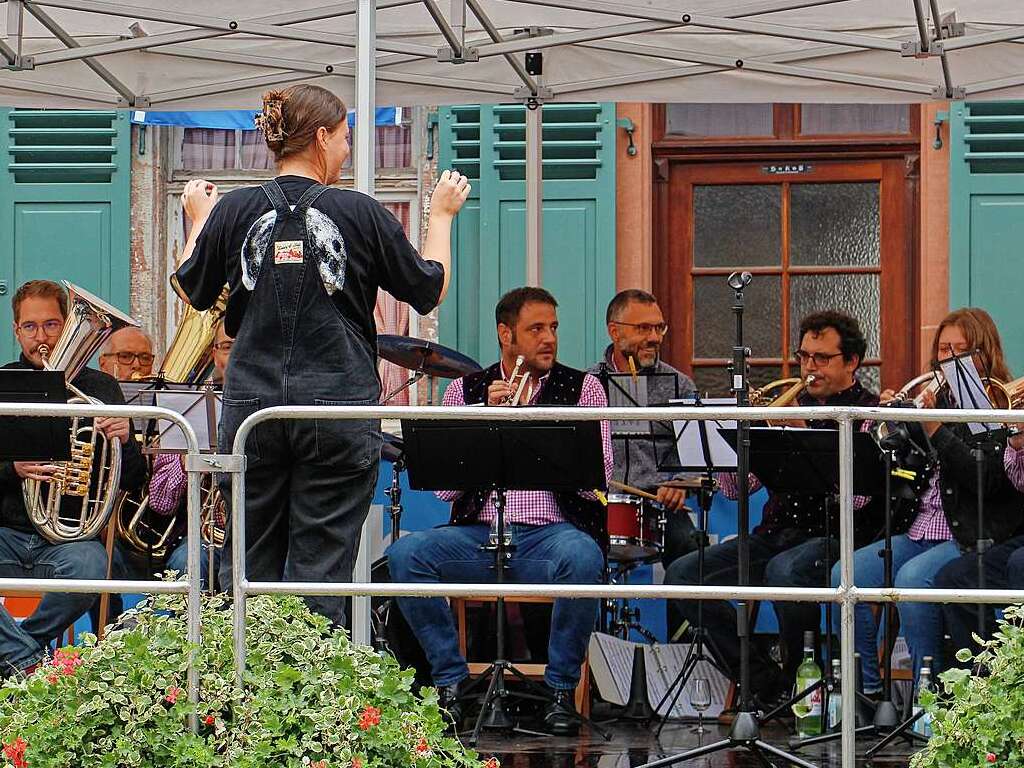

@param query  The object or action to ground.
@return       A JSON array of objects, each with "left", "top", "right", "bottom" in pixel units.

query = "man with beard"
[
  {"left": 387, "top": 286, "right": 612, "bottom": 736},
  {"left": 589, "top": 289, "right": 702, "bottom": 566}
]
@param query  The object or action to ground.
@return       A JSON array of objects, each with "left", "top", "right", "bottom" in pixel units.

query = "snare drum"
[{"left": 606, "top": 494, "right": 663, "bottom": 562}]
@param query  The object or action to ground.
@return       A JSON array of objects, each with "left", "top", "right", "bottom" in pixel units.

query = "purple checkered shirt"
[
  {"left": 436, "top": 368, "right": 614, "bottom": 527},
  {"left": 1004, "top": 443, "right": 1024, "bottom": 494},
  {"left": 148, "top": 452, "right": 226, "bottom": 529},
  {"left": 906, "top": 470, "right": 952, "bottom": 542}
]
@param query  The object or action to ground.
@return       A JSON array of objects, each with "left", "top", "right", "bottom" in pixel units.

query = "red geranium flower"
[
  {"left": 204, "top": 715, "right": 215, "bottom": 726},
  {"left": 3, "top": 737, "right": 28, "bottom": 768},
  {"left": 987, "top": 754, "right": 998, "bottom": 764},
  {"left": 358, "top": 705, "right": 381, "bottom": 731},
  {"left": 164, "top": 686, "right": 182, "bottom": 704},
  {"left": 483, "top": 759, "right": 500, "bottom": 768},
  {"left": 415, "top": 738, "right": 430, "bottom": 754},
  {"left": 351, "top": 759, "right": 363, "bottom": 768}
]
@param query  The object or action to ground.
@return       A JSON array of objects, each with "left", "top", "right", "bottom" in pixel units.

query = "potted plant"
[
  {"left": 911, "top": 604, "right": 1024, "bottom": 768},
  {"left": 0, "top": 591, "right": 497, "bottom": 768}
]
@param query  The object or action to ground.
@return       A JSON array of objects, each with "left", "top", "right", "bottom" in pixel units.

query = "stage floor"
[{"left": 470, "top": 717, "right": 918, "bottom": 767}]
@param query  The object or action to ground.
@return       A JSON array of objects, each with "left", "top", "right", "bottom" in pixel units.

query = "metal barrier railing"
[
  {"left": 0, "top": 402, "right": 204, "bottom": 729},
  {"left": 230, "top": 403, "right": 1024, "bottom": 766}
]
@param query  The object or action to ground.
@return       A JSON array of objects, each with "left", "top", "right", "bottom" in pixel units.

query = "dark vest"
[{"left": 448, "top": 361, "right": 609, "bottom": 550}]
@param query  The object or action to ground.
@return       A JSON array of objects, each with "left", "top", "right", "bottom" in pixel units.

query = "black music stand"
[
  {"left": 402, "top": 418, "right": 612, "bottom": 745},
  {"left": 718, "top": 428, "right": 884, "bottom": 731},
  {"left": 0, "top": 370, "right": 71, "bottom": 460},
  {"left": 650, "top": 397, "right": 735, "bottom": 734}
]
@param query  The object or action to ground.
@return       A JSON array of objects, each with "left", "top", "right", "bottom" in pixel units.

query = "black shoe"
[
  {"left": 437, "top": 680, "right": 466, "bottom": 733},
  {"left": 542, "top": 687, "right": 580, "bottom": 736}
]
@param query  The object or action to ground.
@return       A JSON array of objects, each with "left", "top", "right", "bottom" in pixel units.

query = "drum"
[{"left": 606, "top": 494, "right": 663, "bottom": 562}]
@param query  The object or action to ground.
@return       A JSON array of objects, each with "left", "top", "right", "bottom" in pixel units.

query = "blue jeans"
[
  {"left": 387, "top": 523, "right": 604, "bottom": 690},
  {"left": 0, "top": 528, "right": 106, "bottom": 674},
  {"left": 831, "top": 535, "right": 960, "bottom": 691},
  {"left": 167, "top": 538, "right": 221, "bottom": 592}
]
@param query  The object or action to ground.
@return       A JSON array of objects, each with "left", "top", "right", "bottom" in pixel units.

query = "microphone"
[{"left": 727, "top": 271, "right": 753, "bottom": 290}]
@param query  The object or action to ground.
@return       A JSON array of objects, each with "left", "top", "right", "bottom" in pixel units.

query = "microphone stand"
[{"left": 637, "top": 273, "right": 816, "bottom": 768}]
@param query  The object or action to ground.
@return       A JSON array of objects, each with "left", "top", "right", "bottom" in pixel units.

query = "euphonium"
[
  {"left": 23, "top": 282, "right": 138, "bottom": 543},
  {"left": 984, "top": 375, "right": 1024, "bottom": 410},
  {"left": 113, "top": 290, "right": 228, "bottom": 560}
]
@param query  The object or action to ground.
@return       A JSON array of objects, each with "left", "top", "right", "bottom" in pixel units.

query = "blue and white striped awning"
[{"left": 130, "top": 107, "right": 401, "bottom": 130}]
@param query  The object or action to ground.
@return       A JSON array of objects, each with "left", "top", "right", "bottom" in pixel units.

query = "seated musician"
[
  {"left": 839, "top": 307, "right": 1024, "bottom": 689},
  {"left": 146, "top": 320, "right": 233, "bottom": 590},
  {"left": 936, "top": 427, "right": 1024, "bottom": 664},
  {"left": 665, "top": 310, "right": 880, "bottom": 705},
  {"left": 98, "top": 327, "right": 156, "bottom": 381},
  {"left": 387, "top": 286, "right": 612, "bottom": 735},
  {"left": 0, "top": 280, "right": 145, "bottom": 676},
  {"left": 588, "top": 289, "right": 701, "bottom": 566}
]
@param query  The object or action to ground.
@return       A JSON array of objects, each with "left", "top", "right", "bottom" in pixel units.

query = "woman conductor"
[{"left": 171, "top": 85, "right": 470, "bottom": 625}]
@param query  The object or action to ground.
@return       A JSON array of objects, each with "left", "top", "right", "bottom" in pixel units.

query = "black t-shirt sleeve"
[
  {"left": 368, "top": 197, "right": 444, "bottom": 316},
  {"left": 172, "top": 198, "right": 230, "bottom": 311}
]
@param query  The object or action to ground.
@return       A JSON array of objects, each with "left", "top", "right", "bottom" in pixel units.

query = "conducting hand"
[
  {"left": 656, "top": 486, "right": 688, "bottom": 512},
  {"left": 13, "top": 462, "right": 59, "bottom": 482},
  {"left": 430, "top": 169, "right": 471, "bottom": 218},
  {"left": 95, "top": 417, "right": 131, "bottom": 445},
  {"left": 181, "top": 179, "right": 219, "bottom": 223},
  {"left": 487, "top": 379, "right": 514, "bottom": 406}
]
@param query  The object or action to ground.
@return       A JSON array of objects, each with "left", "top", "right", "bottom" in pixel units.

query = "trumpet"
[
  {"left": 749, "top": 374, "right": 816, "bottom": 408},
  {"left": 502, "top": 355, "right": 531, "bottom": 406}
]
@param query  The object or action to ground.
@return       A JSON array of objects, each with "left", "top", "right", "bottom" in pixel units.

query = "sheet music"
[
  {"left": 672, "top": 397, "right": 738, "bottom": 472},
  {"left": 939, "top": 353, "right": 1001, "bottom": 435},
  {"left": 606, "top": 373, "right": 649, "bottom": 435},
  {"left": 588, "top": 633, "right": 730, "bottom": 719},
  {"left": 155, "top": 390, "right": 221, "bottom": 451}
]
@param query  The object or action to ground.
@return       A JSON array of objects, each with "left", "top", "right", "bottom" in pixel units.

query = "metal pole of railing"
[
  {"left": 0, "top": 402, "right": 202, "bottom": 729},
  {"left": 232, "top": 452, "right": 247, "bottom": 688},
  {"left": 838, "top": 417, "right": 856, "bottom": 768}
]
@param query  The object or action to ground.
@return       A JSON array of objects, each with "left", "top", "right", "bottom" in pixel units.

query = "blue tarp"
[{"left": 130, "top": 107, "right": 400, "bottom": 129}]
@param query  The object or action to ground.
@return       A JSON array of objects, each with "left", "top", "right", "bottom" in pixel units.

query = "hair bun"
[{"left": 256, "top": 90, "right": 287, "bottom": 145}]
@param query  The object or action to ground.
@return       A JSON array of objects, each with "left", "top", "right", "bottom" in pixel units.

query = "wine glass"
[{"left": 690, "top": 677, "right": 712, "bottom": 737}]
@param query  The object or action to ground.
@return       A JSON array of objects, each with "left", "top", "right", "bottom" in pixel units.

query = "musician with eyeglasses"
[
  {"left": 664, "top": 310, "right": 881, "bottom": 706},
  {"left": 588, "top": 289, "right": 703, "bottom": 566},
  {"left": 0, "top": 280, "right": 146, "bottom": 677},
  {"left": 838, "top": 307, "right": 1024, "bottom": 690},
  {"left": 98, "top": 328, "right": 156, "bottom": 381},
  {"left": 387, "top": 286, "right": 613, "bottom": 736}
]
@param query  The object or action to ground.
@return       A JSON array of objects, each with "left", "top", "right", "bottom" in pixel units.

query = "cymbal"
[
  {"left": 381, "top": 432, "right": 404, "bottom": 463},
  {"left": 377, "top": 335, "right": 482, "bottom": 379}
]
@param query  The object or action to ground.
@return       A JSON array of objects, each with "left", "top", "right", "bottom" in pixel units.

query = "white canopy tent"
[{"left": 3, "top": 0, "right": 1024, "bottom": 275}]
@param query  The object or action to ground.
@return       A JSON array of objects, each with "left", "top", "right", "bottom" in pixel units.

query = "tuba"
[
  {"left": 23, "top": 282, "right": 138, "bottom": 543},
  {"left": 113, "top": 292, "right": 228, "bottom": 561}
]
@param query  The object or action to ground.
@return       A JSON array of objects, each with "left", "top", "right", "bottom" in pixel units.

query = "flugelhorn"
[
  {"left": 23, "top": 282, "right": 138, "bottom": 543},
  {"left": 749, "top": 375, "right": 816, "bottom": 408},
  {"left": 502, "top": 355, "right": 531, "bottom": 406}
]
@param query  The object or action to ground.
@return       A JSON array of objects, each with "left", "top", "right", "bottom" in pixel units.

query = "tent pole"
[
  {"left": 525, "top": 100, "right": 542, "bottom": 287},
  {"left": 352, "top": 0, "right": 376, "bottom": 648}
]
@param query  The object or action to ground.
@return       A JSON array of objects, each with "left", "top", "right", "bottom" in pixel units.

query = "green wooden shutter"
[
  {"left": 949, "top": 100, "right": 1024, "bottom": 375},
  {"left": 437, "top": 103, "right": 617, "bottom": 371},
  {"left": 0, "top": 109, "right": 131, "bottom": 362}
]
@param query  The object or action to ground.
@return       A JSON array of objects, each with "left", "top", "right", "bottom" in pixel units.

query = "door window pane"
[
  {"left": 694, "top": 275, "right": 782, "bottom": 359},
  {"left": 667, "top": 104, "right": 774, "bottom": 137},
  {"left": 694, "top": 185, "right": 782, "bottom": 267},
  {"left": 800, "top": 104, "right": 910, "bottom": 135},
  {"left": 790, "top": 273, "right": 881, "bottom": 357},
  {"left": 790, "top": 183, "right": 880, "bottom": 266}
]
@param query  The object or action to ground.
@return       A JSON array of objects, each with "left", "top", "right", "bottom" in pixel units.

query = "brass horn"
[
  {"left": 749, "top": 375, "right": 816, "bottom": 408},
  {"left": 113, "top": 288, "right": 228, "bottom": 561},
  {"left": 23, "top": 282, "right": 138, "bottom": 543}
]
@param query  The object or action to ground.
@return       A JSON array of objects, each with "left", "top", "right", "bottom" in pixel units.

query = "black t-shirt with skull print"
[{"left": 173, "top": 175, "right": 444, "bottom": 351}]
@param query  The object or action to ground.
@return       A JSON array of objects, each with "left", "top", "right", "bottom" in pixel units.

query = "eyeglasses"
[
  {"left": 610, "top": 321, "right": 669, "bottom": 337},
  {"left": 102, "top": 351, "right": 155, "bottom": 366},
  {"left": 213, "top": 341, "right": 234, "bottom": 352},
  {"left": 938, "top": 343, "right": 973, "bottom": 357},
  {"left": 17, "top": 320, "right": 63, "bottom": 336},
  {"left": 794, "top": 350, "right": 844, "bottom": 366}
]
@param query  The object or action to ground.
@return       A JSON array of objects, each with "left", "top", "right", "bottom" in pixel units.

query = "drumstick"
[{"left": 609, "top": 480, "right": 660, "bottom": 502}]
